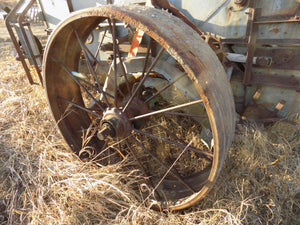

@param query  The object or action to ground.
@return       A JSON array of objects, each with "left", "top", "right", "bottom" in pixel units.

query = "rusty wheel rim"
[{"left": 43, "top": 5, "right": 235, "bottom": 210}]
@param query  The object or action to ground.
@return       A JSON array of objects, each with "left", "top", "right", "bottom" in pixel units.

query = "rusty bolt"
[
  {"left": 234, "top": 0, "right": 248, "bottom": 6},
  {"left": 97, "top": 123, "right": 115, "bottom": 140},
  {"left": 256, "top": 57, "right": 272, "bottom": 67}
]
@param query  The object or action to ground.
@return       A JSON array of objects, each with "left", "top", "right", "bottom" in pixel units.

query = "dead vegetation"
[{"left": 0, "top": 18, "right": 299, "bottom": 224}]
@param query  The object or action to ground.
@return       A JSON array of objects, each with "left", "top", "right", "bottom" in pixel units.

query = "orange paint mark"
[{"left": 128, "top": 29, "right": 144, "bottom": 57}]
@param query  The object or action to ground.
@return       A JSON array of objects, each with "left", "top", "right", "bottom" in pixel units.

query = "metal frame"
[
  {"left": 221, "top": 0, "right": 300, "bottom": 91},
  {"left": 5, "top": 0, "right": 43, "bottom": 85}
]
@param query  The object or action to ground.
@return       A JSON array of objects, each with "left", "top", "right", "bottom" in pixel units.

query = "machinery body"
[{"left": 6, "top": 0, "right": 300, "bottom": 119}]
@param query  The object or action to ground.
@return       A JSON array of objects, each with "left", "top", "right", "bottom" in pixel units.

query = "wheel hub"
[
  {"left": 97, "top": 108, "right": 131, "bottom": 140},
  {"left": 97, "top": 97, "right": 148, "bottom": 140}
]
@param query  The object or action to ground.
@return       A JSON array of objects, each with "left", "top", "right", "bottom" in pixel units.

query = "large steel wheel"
[{"left": 43, "top": 5, "right": 235, "bottom": 210}]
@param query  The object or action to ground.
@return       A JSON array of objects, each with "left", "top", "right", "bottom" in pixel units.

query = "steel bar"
[
  {"left": 244, "top": 7, "right": 258, "bottom": 84},
  {"left": 53, "top": 57, "right": 105, "bottom": 112},
  {"left": 18, "top": 1, "right": 43, "bottom": 84},
  {"left": 148, "top": 120, "right": 212, "bottom": 161},
  {"left": 108, "top": 19, "right": 119, "bottom": 108},
  {"left": 130, "top": 99, "right": 203, "bottom": 121},
  {"left": 143, "top": 139, "right": 194, "bottom": 205},
  {"left": 74, "top": 29, "right": 111, "bottom": 107},
  {"left": 145, "top": 72, "right": 186, "bottom": 103},
  {"left": 133, "top": 128, "right": 213, "bottom": 158},
  {"left": 5, "top": 1, "right": 35, "bottom": 85},
  {"left": 94, "top": 27, "right": 108, "bottom": 61},
  {"left": 142, "top": 38, "right": 152, "bottom": 77},
  {"left": 122, "top": 47, "right": 165, "bottom": 112},
  {"left": 58, "top": 97, "right": 103, "bottom": 118},
  {"left": 116, "top": 43, "right": 131, "bottom": 95},
  {"left": 163, "top": 111, "right": 207, "bottom": 118},
  {"left": 125, "top": 140, "right": 161, "bottom": 198},
  {"left": 130, "top": 136, "right": 196, "bottom": 193}
]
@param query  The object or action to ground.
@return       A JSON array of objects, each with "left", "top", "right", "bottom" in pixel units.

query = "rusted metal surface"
[
  {"left": 216, "top": 0, "right": 300, "bottom": 117},
  {"left": 17, "top": 0, "right": 43, "bottom": 84},
  {"left": 151, "top": 0, "right": 224, "bottom": 55},
  {"left": 243, "top": 6, "right": 257, "bottom": 85},
  {"left": 254, "top": 48, "right": 300, "bottom": 71},
  {"left": 5, "top": 0, "right": 34, "bottom": 85},
  {"left": 151, "top": 0, "right": 203, "bottom": 36},
  {"left": 5, "top": 0, "right": 42, "bottom": 85},
  {"left": 250, "top": 73, "right": 300, "bottom": 91},
  {"left": 43, "top": 5, "right": 235, "bottom": 210}
]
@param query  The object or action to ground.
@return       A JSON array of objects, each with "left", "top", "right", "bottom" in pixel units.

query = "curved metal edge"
[{"left": 43, "top": 5, "right": 236, "bottom": 210}]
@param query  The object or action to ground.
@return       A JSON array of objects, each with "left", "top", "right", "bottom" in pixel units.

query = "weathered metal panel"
[
  {"left": 37, "top": 0, "right": 70, "bottom": 29},
  {"left": 169, "top": 0, "right": 249, "bottom": 39},
  {"left": 38, "top": 0, "right": 148, "bottom": 29},
  {"left": 256, "top": 0, "right": 299, "bottom": 17},
  {"left": 9, "top": 0, "right": 300, "bottom": 118}
]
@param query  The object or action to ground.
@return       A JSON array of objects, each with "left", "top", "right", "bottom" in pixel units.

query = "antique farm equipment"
[{"left": 5, "top": 0, "right": 300, "bottom": 210}]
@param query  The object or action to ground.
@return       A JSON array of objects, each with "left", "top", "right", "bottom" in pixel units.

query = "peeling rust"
[{"left": 43, "top": 4, "right": 235, "bottom": 211}]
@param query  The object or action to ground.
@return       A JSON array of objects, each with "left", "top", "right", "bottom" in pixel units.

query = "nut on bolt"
[
  {"left": 97, "top": 123, "right": 115, "bottom": 140},
  {"left": 234, "top": 0, "right": 248, "bottom": 6},
  {"left": 97, "top": 108, "right": 132, "bottom": 141}
]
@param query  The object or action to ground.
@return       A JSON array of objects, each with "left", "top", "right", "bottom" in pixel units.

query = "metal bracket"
[{"left": 222, "top": 0, "right": 300, "bottom": 91}]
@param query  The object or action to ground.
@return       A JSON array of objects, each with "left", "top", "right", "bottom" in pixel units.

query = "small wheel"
[{"left": 43, "top": 5, "right": 235, "bottom": 210}]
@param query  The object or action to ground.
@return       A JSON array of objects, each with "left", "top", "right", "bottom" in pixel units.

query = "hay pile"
[{"left": 0, "top": 22, "right": 299, "bottom": 225}]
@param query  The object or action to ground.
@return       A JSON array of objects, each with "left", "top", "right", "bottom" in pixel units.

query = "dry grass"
[{"left": 0, "top": 20, "right": 299, "bottom": 225}]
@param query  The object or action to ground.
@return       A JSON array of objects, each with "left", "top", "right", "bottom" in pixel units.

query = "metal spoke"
[
  {"left": 133, "top": 128, "right": 213, "bottom": 158},
  {"left": 115, "top": 42, "right": 131, "bottom": 95},
  {"left": 150, "top": 120, "right": 212, "bottom": 161},
  {"left": 108, "top": 19, "right": 118, "bottom": 107},
  {"left": 122, "top": 47, "right": 165, "bottom": 112},
  {"left": 95, "top": 148, "right": 119, "bottom": 164},
  {"left": 73, "top": 29, "right": 110, "bottom": 107},
  {"left": 130, "top": 99, "right": 203, "bottom": 121},
  {"left": 148, "top": 119, "right": 189, "bottom": 146},
  {"left": 130, "top": 136, "right": 196, "bottom": 193},
  {"left": 163, "top": 111, "right": 207, "bottom": 118},
  {"left": 145, "top": 72, "right": 186, "bottom": 103},
  {"left": 125, "top": 140, "right": 147, "bottom": 176},
  {"left": 58, "top": 96, "right": 103, "bottom": 118},
  {"left": 142, "top": 38, "right": 152, "bottom": 77},
  {"left": 125, "top": 140, "right": 161, "bottom": 198},
  {"left": 74, "top": 76, "right": 97, "bottom": 90},
  {"left": 82, "top": 42, "right": 99, "bottom": 66},
  {"left": 94, "top": 27, "right": 108, "bottom": 61},
  {"left": 143, "top": 139, "right": 194, "bottom": 206},
  {"left": 53, "top": 57, "right": 105, "bottom": 112},
  {"left": 74, "top": 75, "right": 117, "bottom": 102}
]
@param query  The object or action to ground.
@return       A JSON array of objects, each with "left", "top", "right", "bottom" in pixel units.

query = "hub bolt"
[{"left": 97, "top": 123, "right": 115, "bottom": 140}]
